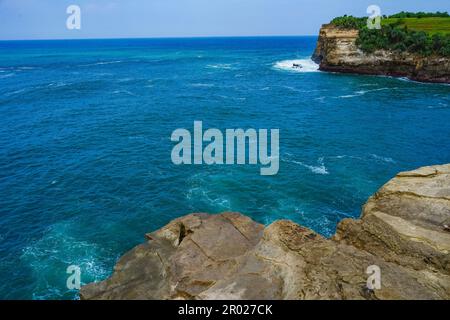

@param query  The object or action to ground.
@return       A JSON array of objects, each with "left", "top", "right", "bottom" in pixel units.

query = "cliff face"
[
  {"left": 80, "top": 164, "right": 450, "bottom": 300},
  {"left": 312, "top": 24, "right": 450, "bottom": 83}
]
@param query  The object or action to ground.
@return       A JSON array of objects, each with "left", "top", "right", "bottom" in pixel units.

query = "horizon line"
[{"left": 0, "top": 34, "right": 319, "bottom": 42}]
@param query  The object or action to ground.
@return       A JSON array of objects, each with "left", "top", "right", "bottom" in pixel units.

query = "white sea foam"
[
  {"left": 338, "top": 87, "right": 392, "bottom": 98},
  {"left": 117, "top": 77, "right": 133, "bottom": 83},
  {"left": 282, "top": 85, "right": 297, "bottom": 91},
  {"left": 47, "top": 82, "right": 67, "bottom": 88},
  {"left": 21, "top": 222, "right": 112, "bottom": 299},
  {"left": 5, "top": 88, "right": 26, "bottom": 96},
  {"left": 0, "top": 66, "right": 38, "bottom": 72},
  {"left": 328, "top": 154, "right": 395, "bottom": 165},
  {"left": 427, "top": 102, "right": 449, "bottom": 109},
  {"left": 186, "top": 185, "right": 231, "bottom": 208},
  {"left": 330, "top": 154, "right": 395, "bottom": 164},
  {"left": 360, "top": 83, "right": 379, "bottom": 87},
  {"left": 80, "top": 60, "right": 123, "bottom": 67},
  {"left": 281, "top": 86, "right": 323, "bottom": 93},
  {"left": 330, "top": 155, "right": 363, "bottom": 161},
  {"left": 0, "top": 73, "right": 15, "bottom": 79},
  {"left": 92, "top": 60, "right": 122, "bottom": 66},
  {"left": 112, "top": 90, "right": 137, "bottom": 96},
  {"left": 384, "top": 75, "right": 450, "bottom": 86},
  {"left": 338, "top": 94, "right": 360, "bottom": 99},
  {"left": 273, "top": 59, "right": 319, "bottom": 73},
  {"left": 190, "top": 83, "right": 215, "bottom": 88},
  {"left": 315, "top": 96, "right": 326, "bottom": 102},
  {"left": 370, "top": 154, "right": 396, "bottom": 163},
  {"left": 284, "top": 156, "right": 329, "bottom": 175},
  {"left": 206, "top": 63, "right": 234, "bottom": 70}
]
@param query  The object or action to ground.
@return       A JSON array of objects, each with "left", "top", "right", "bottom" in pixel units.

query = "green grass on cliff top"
[{"left": 382, "top": 17, "right": 450, "bottom": 35}]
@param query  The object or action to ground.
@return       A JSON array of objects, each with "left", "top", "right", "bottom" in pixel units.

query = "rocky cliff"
[
  {"left": 80, "top": 164, "right": 450, "bottom": 300},
  {"left": 312, "top": 24, "right": 450, "bottom": 83}
]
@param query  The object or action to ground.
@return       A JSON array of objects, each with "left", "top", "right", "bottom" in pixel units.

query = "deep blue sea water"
[{"left": 0, "top": 37, "right": 449, "bottom": 299}]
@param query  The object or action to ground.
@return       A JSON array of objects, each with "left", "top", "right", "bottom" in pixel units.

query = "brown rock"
[
  {"left": 334, "top": 164, "right": 450, "bottom": 274},
  {"left": 80, "top": 164, "right": 450, "bottom": 300},
  {"left": 312, "top": 24, "right": 450, "bottom": 84}
]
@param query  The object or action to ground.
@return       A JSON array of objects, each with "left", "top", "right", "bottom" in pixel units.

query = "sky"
[{"left": 0, "top": 0, "right": 449, "bottom": 40}]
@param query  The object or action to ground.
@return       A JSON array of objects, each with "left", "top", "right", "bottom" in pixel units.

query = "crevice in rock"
[
  {"left": 381, "top": 191, "right": 450, "bottom": 201},
  {"left": 222, "top": 215, "right": 251, "bottom": 242},
  {"left": 189, "top": 238, "right": 216, "bottom": 262},
  {"left": 178, "top": 223, "right": 193, "bottom": 246}
]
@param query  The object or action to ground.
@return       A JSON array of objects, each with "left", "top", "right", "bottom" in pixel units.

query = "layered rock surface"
[
  {"left": 312, "top": 24, "right": 450, "bottom": 83},
  {"left": 80, "top": 164, "right": 450, "bottom": 300}
]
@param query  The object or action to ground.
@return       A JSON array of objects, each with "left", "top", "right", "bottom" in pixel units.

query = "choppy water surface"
[{"left": 0, "top": 37, "right": 449, "bottom": 299}]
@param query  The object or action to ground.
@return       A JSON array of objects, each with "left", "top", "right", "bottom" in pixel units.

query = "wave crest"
[{"left": 274, "top": 59, "right": 319, "bottom": 73}]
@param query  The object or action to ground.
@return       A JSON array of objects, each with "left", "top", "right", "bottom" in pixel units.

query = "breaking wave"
[
  {"left": 283, "top": 156, "right": 329, "bottom": 175},
  {"left": 273, "top": 59, "right": 319, "bottom": 73}
]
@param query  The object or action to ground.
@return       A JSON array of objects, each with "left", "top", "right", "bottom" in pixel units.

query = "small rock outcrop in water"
[
  {"left": 312, "top": 24, "right": 450, "bottom": 84},
  {"left": 80, "top": 164, "right": 450, "bottom": 299}
]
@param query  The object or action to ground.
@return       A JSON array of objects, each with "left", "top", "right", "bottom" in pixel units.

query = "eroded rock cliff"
[
  {"left": 80, "top": 164, "right": 450, "bottom": 300},
  {"left": 312, "top": 24, "right": 450, "bottom": 83}
]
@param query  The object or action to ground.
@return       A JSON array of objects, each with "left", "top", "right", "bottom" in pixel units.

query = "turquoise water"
[{"left": 0, "top": 37, "right": 449, "bottom": 299}]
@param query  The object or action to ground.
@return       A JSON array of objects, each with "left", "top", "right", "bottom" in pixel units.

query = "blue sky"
[{"left": 0, "top": 0, "right": 449, "bottom": 40}]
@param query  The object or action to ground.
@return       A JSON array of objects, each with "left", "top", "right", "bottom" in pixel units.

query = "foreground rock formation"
[
  {"left": 81, "top": 164, "right": 450, "bottom": 300},
  {"left": 312, "top": 24, "right": 450, "bottom": 84}
]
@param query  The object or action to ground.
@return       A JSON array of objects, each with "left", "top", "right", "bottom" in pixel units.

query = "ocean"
[{"left": 0, "top": 36, "right": 449, "bottom": 299}]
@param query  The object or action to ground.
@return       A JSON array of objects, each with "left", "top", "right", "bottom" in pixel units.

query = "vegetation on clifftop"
[
  {"left": 330, "top": 12, "right": 450, "bottom": 57},
  {"left": 388, "top": 12, "right": 449, "bottom": 19}
]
